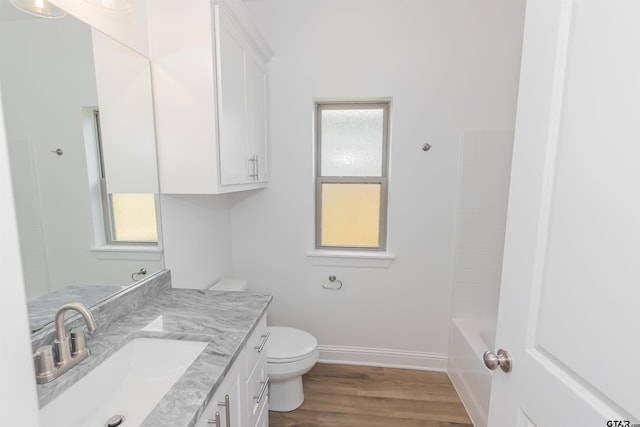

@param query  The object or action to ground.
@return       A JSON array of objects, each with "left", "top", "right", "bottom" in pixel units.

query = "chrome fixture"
[
  {"left": 33, "top": 303, "right": 97, "bottom": 383},
  {"left": 254, "top": 332, "right": 270, "bottom": 353},
  {"left": 323, "top": 275, "right": 343, "bottom": 290},
  {"left": 248, "top": 154, "right": 260, "bottom": 181},
  {"left": 131, "top": 267, "right": 147, "bottom": 281},
  {"left": 483, "top": 348, "right": 512, "bottom": 372},
  {"left": 105, "top": 415, "right": 125, "bottom": 427},
  {"left": 207, "top": 411, "right": 221, "bottom": 426},
  {"left": 253, "top": 377, "right": 269, "bottom": 404},
  {"left": 50, "top": 148, "right": 63, "bottom": 156},
  {"left": 422, "top": 143, "right": 432, "bottom": 151},
  {"left": 215, "top": 395, "right": 231, "bottom": 427},
  {"left": 10, "top": 0, "right": 66, "bottom": 18}
]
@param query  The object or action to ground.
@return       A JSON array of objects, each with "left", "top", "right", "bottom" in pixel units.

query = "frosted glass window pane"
[
  {"left": 321, "top": 109, "right": 384, "bottom": 177},
  {"left": 110, "top": 193, "right": 158, "bottom": 242},
  {"left": 321, "top": 183, "right": 380, "bottom": 247}
]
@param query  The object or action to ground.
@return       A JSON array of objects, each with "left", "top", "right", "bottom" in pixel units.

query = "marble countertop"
[{"left": 36, "top": 288, "right": 272, "bottom": 427}]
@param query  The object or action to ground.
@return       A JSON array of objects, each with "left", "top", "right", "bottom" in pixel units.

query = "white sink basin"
[{"left": 39, "top": 338, "right": 208, "bottom": 427}]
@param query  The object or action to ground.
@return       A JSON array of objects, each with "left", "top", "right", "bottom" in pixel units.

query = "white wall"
[
  {"left": 0, "top": 17, "right": 163, "bottom": 297},
  {"left": 0, "top": 84, "right": 40, "bottom": 427},
  {"left": 161, "top": 194, "right": 234, "bottom": 289},
  {"left": 451, "top": 130, "right": 514, "bottom": 320},
  {"left": 233, "top": 0, "right": 525, "bottom": 368}
]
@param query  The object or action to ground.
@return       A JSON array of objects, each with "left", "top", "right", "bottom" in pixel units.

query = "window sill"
[
  {"left": 305, "top": 250, "right": 396, "bottom": 268},
  {"left": 91, "top": 245, "right": 163, "bottom": 261}
]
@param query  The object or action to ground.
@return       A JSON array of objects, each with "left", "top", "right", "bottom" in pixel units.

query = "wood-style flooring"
[{"left": 269, "top": 363, "right": 473, "bottom": 427}]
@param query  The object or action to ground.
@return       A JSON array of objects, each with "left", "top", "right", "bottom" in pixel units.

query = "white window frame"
[{"left": 315, "top": 101, "right": 390, "bottom": 252}]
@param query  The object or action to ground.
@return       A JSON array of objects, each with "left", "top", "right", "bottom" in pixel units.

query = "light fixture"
[
  {"left": 84, "top": 0, "right": 131, "bottom": 13},
  {"left": 10, "top": 0, "right": 66, "bottom": 19}
]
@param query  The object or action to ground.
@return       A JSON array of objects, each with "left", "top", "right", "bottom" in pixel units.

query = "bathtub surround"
[
  {"left": 447, "top": 131, "right": 514, "bottom": 426},
  {"left": 450, "top": 130, "right": 514, "bottom": 321},
  {"left": 35, "top": 286, "right": 271, "bottom": 427},
  {"left": 31, "top": 270, "right": 171, "bottom": 351}
]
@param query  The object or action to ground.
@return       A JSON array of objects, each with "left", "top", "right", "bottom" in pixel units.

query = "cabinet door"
[
  {"left": 196, "top": 356, "right": 246, "bottom": 427},
  {"left": 216, "top": 5, "right": 249, "bottom": 186},
  {"left": 215, "top": 4, "right": 269, "bottom": 187},
  {"left": 245, "top": 50, "right": 268, "bottom": 183}
]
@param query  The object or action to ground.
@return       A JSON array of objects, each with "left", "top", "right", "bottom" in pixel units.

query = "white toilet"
[{"left": 208, "top": 279, "right": 319, "bottom": 412}]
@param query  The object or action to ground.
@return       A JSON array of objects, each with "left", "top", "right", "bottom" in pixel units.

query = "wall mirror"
[{"left": 0, "top": 3, "right": 164, "bottom": 333}]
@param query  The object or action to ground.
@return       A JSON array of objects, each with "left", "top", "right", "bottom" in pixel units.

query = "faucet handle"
[
  {"left": 34, "top": 345, "right": 55, "bottom": 378},
  {"left": 54, "top": 337, "right": 72, "bottom": 367},
  {"left": 70, "top": 327, "right": 88, "bottom": 357}
]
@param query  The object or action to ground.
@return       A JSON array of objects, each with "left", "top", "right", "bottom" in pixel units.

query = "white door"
[{"left": 488, "top": 0, "right": 640, "bottom": 425}]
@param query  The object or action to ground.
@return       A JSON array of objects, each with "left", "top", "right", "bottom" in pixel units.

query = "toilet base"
[{"left": 268, "top": 376, "right": 304, "bottom": 412}]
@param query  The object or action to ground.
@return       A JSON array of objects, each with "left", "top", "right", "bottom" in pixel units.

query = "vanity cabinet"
[
  {"left": 195, "top": 314, "right": 269, "bottom": 427},
  {"left": 149, "top": 0, "right": 273, "bottom": 194}
]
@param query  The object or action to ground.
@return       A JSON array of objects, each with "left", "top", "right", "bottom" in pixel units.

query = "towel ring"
[
  {"left": 323, "top": 275, "right": 343, "bottom": 290},
  {"left": 131, "top": 268, "right": 147, "bottom": 281}
]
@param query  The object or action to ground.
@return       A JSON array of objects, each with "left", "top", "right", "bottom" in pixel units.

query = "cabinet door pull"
[
  {"left": 255, "top": 155, "right": 259, "bottom": 181},
  {"left": 253, "top": 154, "right": 257, "bottom": 180},
  {"left": 216, "top": 394, "right": 231, "bottom": 427},
  {"left": 254, "top": 331, "right": 270, "bottom": 353},
  {"left": 206, "top": 411, "right": 221, "bottom": 425},
  {"left": 253, "top": 377, "right": 269, "bottom": 404},
  {"left": 248, "top": 156, "right": 256, "bottom": 180}
]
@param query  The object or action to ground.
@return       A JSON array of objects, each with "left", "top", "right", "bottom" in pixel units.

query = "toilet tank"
[{"left": 209, "top": 279, "right": 248, "bottom": 291}]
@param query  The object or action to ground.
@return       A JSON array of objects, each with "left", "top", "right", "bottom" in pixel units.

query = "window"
[
  {"left": 315, "top": 102, "right": 390, "bottom": 250},
  {"left": 92, "top": 109, "right": 158, "bottom": 244}
]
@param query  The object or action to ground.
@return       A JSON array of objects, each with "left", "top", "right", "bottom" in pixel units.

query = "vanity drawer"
[
  {"left": 245, "top": 315, "right": 268, "bottom": 379},
  {"left": 246, "top": 351, "right": 268, "bottom": 427}
]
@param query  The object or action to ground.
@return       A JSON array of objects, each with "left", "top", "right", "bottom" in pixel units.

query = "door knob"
[{"left": 483, "top": 349, "right": 512, "bottom": 372}]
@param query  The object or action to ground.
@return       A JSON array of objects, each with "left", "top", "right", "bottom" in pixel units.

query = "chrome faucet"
[{"left": 34, "top": 303, "right": 97, "bottom": 384}]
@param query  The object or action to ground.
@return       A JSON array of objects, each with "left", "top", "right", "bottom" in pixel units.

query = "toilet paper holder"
[{"left": 323, "top": 275, "right": 343, "bottom": 290}]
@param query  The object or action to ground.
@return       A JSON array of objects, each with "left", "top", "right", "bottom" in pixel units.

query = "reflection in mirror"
[{"left": 0, "top": 8, "right": 164, "bottom": 332}]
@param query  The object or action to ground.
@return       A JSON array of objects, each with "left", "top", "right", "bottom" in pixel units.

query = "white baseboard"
[{"left": 317, "top": 345, "right": 447, "bottom": 372}]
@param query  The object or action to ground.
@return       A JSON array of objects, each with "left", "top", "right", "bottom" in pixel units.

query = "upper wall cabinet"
[{"left": 148, "top": 0, "right": 273, "bottom": 194}]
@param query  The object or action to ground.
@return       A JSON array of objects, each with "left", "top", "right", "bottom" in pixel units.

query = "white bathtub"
[{"left": 447, "top": 318, "right": 496, "bottom": 427}]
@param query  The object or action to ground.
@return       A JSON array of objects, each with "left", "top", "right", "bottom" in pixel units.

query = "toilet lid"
[{"left": 267, "top": 326, "right": 318, "bottom": 363}]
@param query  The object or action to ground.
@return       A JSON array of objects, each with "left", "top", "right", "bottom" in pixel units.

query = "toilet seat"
[{"left": 267, "top": 326, "right": 318, "bottom": 364}]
